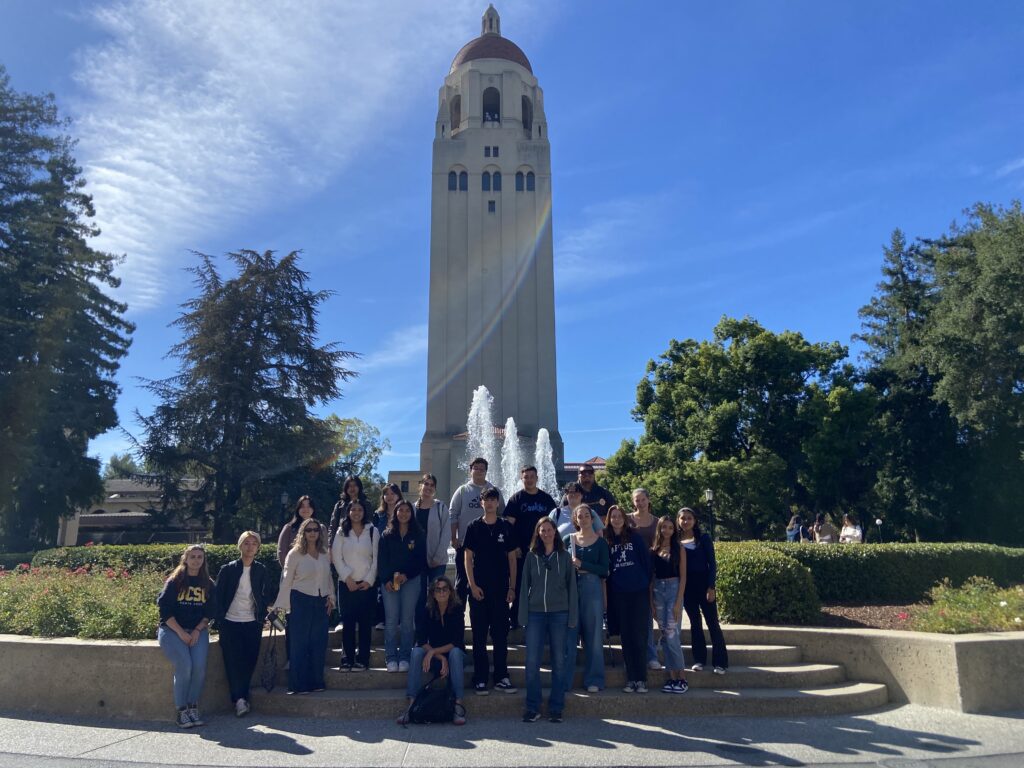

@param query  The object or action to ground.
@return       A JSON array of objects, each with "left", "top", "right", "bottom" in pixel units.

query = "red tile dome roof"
[{"left": 450, "top": 34, "right": 533, "bottom": 74}]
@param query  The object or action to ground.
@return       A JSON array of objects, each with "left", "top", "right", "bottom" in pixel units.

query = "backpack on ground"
[{"left": 405, "top": 673, "right": 461, "bottom": 724}]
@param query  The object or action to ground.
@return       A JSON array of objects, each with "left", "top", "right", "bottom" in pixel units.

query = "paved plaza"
[{"left": 1, "top": 705, "right": 1022, "bottom": 768}]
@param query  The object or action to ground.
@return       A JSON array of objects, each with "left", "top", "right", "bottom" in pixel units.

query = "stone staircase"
[{"left": 250, "top": 625, "right": 888, "bottom": 720}]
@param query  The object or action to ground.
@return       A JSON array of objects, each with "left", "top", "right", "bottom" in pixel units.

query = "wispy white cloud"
[
  {"left": 71, "top": 0, "right": 484, "bottom": 310},
  {"left": 995, "top": 156, "right": 1024, "bottom": 178},
  {"left": 359, "top": 324, "right": 428, "bottom": 372}
]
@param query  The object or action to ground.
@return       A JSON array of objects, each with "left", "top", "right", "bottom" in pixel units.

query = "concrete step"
[
  {"left": 249, "top": 681, "right": 888, "bottom": 720},
  {"left": 325, "top": 643, "right": 802, "bottom": 668},
  {"left": 288, "top": 662, "right": 846, "bottom": 690}
]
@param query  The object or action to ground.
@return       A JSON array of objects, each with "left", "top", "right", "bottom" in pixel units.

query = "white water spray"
[
  {"left": 500, "top": 417, "right": 524, "bottom": 498},
  {"left": 535, "top": 428, "right": 558, "bottom": 498}
]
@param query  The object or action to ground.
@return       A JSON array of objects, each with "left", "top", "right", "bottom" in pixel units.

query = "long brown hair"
[
  {"left": 529, "top": 517, "right": 564, "bottom": 556},
  {"left": 426, "top": 575, "right": 462, "bottom": 619},
  {"left": 652, "top": 515, "right": 680, "bottom": 571},
  {"left": 603, "top": 505, "right": 632, "bottom": 546},
  {"left": 167, "top": 544, "right": 212, "bottom": 591},
  {"left": 290, "top": 517, "right": 327, "bottom": 555}
]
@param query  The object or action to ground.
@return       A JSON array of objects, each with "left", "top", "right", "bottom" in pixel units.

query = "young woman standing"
[
  {"left": 519, "top": 518, "right": 577, "bottom": 722},
  {"left": 272, "top": 517, "right": 334, "bottom": 694},
  {"left": 677, "top": 507, "right": 729, "bottom": 674},
  {"left": 630, "top": 488, "right": 661, "bottom": 671},
  {"left": 378, "top": 500, "right": 426, "bottom": 672},
  {"left": 214, "top": 531, "right": 269, "bottom": 716},
  {"left": 414, "top": 474, "right": 451, "bottom": 630},
  {"left": 330, "top": 501, "right": 379, "bottom": 671},
  {"left": 372, "top": 483, "right": 404, "bottom": 629},
  {"left": 566, "top": 504, "right": 609, "bottom": 693},
  {"left": 158, "top": 545, "right": 217, "bottom": 727},
  {"left": 604, "top": 505, "right": 653, "bottom": 693},
  {"left": 276, "top": 495, "right": 319, "bottom": 664},
  {"left": 651, "top": 516, "right": 688, "bottom": 693}
]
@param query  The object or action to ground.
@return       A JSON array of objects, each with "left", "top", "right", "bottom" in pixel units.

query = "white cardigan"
[
  {"left": 273, "top": 550, "right": 333, "bottom": 613},
  {"left": 331, "top": 525, "right": 379, "bottom": 585}
]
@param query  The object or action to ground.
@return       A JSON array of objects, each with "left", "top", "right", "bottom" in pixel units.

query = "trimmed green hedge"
[
  {"left": 32, "top": 544, "right": 282, "bottom": 585},
  {"left": 757, "top": 542, "right": 1024, "bottom": 604},
  {"left": 0, "top": 552, "right": 36, "bottom": 571},
  {"left": 716, "top": 545, "right": 820, "bottom": 624}
]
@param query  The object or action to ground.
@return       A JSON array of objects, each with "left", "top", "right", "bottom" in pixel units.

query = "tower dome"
[{"left": 449, "top": 5, "right": 533, "bottom": 74}]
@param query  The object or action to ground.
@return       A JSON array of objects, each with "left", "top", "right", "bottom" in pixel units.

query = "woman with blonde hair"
[
  {"left": 272, "top": 517, "right": 334, "bottom": 694},
  {"left": 158, "top": 544, "right": 217, "bottom": 727},
  {"left": 214, "top": 531, "right": 269, "bottom": 716}
]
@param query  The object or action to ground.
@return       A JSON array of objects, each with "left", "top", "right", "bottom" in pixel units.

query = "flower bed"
[{"left": 911, "top": 577, "right": 1024, "bottom": 634}]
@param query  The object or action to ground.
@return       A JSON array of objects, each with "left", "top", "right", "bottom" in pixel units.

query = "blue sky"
[{"left": 2, "top": 0, "right": 1023, "bottom": 482}]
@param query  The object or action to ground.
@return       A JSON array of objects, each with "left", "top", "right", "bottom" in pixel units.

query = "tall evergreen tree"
[
  {"left": 137, "top": 249, "right": 356, "bottom": 541},
  {"left": 0, "top": 66, "right": 134, "bottom": 549}
]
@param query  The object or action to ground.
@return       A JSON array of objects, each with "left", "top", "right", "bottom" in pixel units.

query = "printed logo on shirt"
[
  {"left": 177, "top": 585, "right": 207, "bottom": 605},
  {"left": 407, "top": 540, "right": 417, "bottom": 550},
  {"left": 497, "top": 533, "right": 505, "bottom": 543}
]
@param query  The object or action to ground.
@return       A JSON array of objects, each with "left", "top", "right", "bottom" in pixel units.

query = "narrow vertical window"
[
  {"left": 493, "top": 172, "right": 502, "bottom": 192},
  {"left": 493, "top": 146, "right": 500, "bottom": 157},
  {"left": 459, "top": 171, "right": 468, "bottom": 191},
  {"left": 515, "top": 172, "right": 524, "bottom": 191},
  {"left": 482, "top": 172, "right": 491, "bottom": 192},
  {"left": 484, "top": 146, "right": 491, "bottom": 157},
  {"left": 526, "top": 171, "right": 535, "bottom": 191},
  {"left": 448, "top": 171, "right": 457, "bottom": 190},
  {"left": 488, "top": 200, "right": 496, "bottom": 213}
]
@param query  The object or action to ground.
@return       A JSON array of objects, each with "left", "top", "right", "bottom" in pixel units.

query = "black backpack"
[{"left": 405, "top": 674, "right": 462, "bottom": 724}]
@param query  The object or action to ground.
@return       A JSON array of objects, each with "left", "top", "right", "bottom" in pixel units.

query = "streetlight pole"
[{"left": 704, "top": 488, "right": 715, "bottom": 540}]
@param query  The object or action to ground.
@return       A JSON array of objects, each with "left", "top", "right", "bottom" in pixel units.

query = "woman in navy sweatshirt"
[
  {"left": 378, "top": 500, "right": 426, "bottom": 672},
  {"left": 604, "top": 505, "right": 653, "bottom": 693},
  {"left": 677, "top": 506, "right": 729, "bottom": 674},
  {"left": 157, "top": 544, "right": 218, "bottom": 728}
]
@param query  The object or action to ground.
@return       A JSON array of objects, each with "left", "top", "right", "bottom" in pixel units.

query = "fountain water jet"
[
  {"left": 535, "top": 428, "right": 558, "bottom": 499},
  {"left": 465, "top": 385, "right": 498, "bottom": 475},
  {"left": 500, "top": 417, "right": 524, "bottom": 498}
]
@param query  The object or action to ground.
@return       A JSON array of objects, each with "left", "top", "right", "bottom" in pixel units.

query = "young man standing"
[
  {"left": 449, "top": 457, "right": 503, "bottom": 605},
  {"left": 503, "top": 465, "right": 557, "bottom": 630},
  {"left": 463, "top": 487, "right": 518, "bottom": 696}
]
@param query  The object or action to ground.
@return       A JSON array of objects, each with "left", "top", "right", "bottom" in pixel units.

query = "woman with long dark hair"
[
  {"left": 651, "top": 516, "right": 688, "bottom": 693},
  {"left": 272, "top": 517, "right": 334, "bottom": 694},
  {"left": 214, "top": 531, "right": 269, "bottom": 717},
  {"left": 330, "top": 500, "right": 379, "bottom": 671},
  {"left": 565, "top": 504, "right": 608, "bottom": 693},
  {"left": 605, "top": 504, "right": 652, "bottom": 693},
  {"left": 276, "top": 495, "right": 320, "bottom": 660},
  {"left": 372, "top": 483, "right": 403, "bottom": 629},
  {"left": 378, "top": 500, "right": 426, "bottom": 672},
  {"left": 519, "top": 517, "right": 576, "bottom": 722},
  {"left": 158, "top": 544, "right": 217, "bottom": 727},
  {"left": 328, "top": 476, "right": 369, "bottom": 548},
  {"left": 414, "top": 473, "right": 451, "bottom": 630},
  {"left": 677, "top": 506, "right": 729, "bottom": 674},
  {"left": 398, "top": 575, "right": 467, "bottom": 725}
]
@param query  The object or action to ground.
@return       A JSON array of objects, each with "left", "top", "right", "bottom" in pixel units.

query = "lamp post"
[
  {"left": 704, "top": 488, "right": 715, "bottom": 540},
  {"left": 875, "top": 517, "right": 884, "bottom": 544},
  {"left": 280, "top": 491, "right": 290, "bottom": 530}
]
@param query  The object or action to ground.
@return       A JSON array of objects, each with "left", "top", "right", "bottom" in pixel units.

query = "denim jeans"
[
  {"left": 158, "top": 625, "right": 209, "bottom": 708},
  {"left": 526, "top": 611, "right": 568, "bottom": 715},
  {"left": 288, "top": 590, "right": 329, "bottom": 693},
  {"left": 382, "top": 575, "right": 421, "bottom": 664},
  {"left": 652, "top": 577, "right": 686, "bottom": 671},
  {"left": 406, "top": 646, "right": 465, "bottom": 701},
  {"left": 566, "top": 572, "right": 605, "bottom": 689}
]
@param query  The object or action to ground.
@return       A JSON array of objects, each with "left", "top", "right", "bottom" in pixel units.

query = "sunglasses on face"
[
  {"left": 305, "top": 528, "right": 320, "bottom": 533},
  {"left": 434, "top": 585, "right": 450, "bottom": 593}
]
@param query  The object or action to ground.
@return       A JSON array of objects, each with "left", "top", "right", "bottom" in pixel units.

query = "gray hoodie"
[{"left": 518, "top": 549, "right": 578, "bottom": 629}]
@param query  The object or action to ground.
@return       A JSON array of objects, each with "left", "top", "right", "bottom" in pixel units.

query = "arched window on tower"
[
  {"left": 458, "top": 171, "right": 468, "bottom": 191},
  {"left": 526, "top": 171, "right": 536, "bottom": 191},
  {"left": 450, "top": 96, "right": 462, "bottom": 132},
  {"left": 493, "top": 171, "right": 502, "bottom": 191},
  {"left": 482, "top": 172, "right": 491, "bottom": 192},
  {"left": 515, "top": 172, "right": 524, "bottom": 191},
  {"left": 448, "top": 171, "right": 457, "bottom": 191},
  {"left": 521, "top": 96, "right": 533, "bottom": 134},
  {"left": 482, "top": 87, "right": 500, "bottom": 123}
]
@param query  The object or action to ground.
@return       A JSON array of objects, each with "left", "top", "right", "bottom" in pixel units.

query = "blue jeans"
[
  {"left": 406, "top": 646, "right": 465, "bottom": 701},
  {"left": 566, "top": 573, "right": 605, "bottom": 689},
  {"left": 653, "top": 578, "right": 686, "bottom": 671},
  {"left": 526, "top": 611, "right": 568, "bottom": 715},
  {"left": 383, "top": 575, "right": 421, "bottom": 664},
  {"left": 288, "top": 590, "right": 329, "bottom": 693},
  {"left": 158, "top": 625, "right": 209, "bottom": 708}
]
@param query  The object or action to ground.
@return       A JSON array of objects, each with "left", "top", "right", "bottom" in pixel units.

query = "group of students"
[
  {"left": 155, "top": 459, "right": 729, "bottom": 727},
  {"left": 786, "top": 512, "right": 865, "bottom": 544}
]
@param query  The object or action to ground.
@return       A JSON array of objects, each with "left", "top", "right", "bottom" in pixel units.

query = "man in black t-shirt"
[
  {"left": 503, "top": 465, "right": 556, "bottom": 630},
  {"left": 464, "top": 487, "right": 518, "bottom": 696}
]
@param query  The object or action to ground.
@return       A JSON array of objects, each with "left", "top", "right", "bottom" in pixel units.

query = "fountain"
[
  {"left": 465, "top": 385, "right": 498, "bottom": 474},
  {"left": 500, "top": 417, "right": 524, "bottom": 498},
  {"left": 534, "top": 428, "right": 558, "bottom": 498}
]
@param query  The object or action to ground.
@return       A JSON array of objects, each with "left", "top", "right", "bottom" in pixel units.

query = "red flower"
[
  {"left": 897, "top": 612, "right": 909, "bottom": 621},
  {"left": 84, "top": 541, "right": 95, "bottom": 547}
]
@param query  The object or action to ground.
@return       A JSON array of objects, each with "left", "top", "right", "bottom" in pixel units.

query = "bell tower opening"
[
  {"left": 482, "top": 87, "right": 500, "bottom": 123},
  {"left": 482, "top": 4, "right": 501, "bottom": 36},
  {"left": 450, "top": 95, "right": 462, "bottom": 133},
  {"left": 521, "top": 95, "right": 533, "bottom": 134}
]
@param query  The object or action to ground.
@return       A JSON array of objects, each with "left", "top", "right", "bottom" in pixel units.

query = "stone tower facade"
[{"left": 420, "top": 5, "right": 563, "bottom": 496}]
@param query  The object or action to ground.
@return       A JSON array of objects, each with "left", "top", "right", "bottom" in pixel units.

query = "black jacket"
[{"left": 214, "top": 559, "right": 270, "bottom": 625}]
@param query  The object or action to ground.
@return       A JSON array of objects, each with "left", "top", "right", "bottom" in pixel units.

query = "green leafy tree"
[
  {"left": 103, "top": 452, "right": 144, "bottom": 480},
  {"left": 137, "top": 249, "right": 356, "bottom": 541},
  {"left": 0, "top": 67, "right": 134, "bottom": 549}
]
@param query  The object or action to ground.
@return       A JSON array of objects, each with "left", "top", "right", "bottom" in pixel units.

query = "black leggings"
[{"left": 684, "top": 571, "right": 728, "bottom": 668}]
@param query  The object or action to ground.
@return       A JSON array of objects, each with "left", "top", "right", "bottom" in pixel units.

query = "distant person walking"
[
  {"left": 812, "top": 513, "right": 839, "bottom": 544},
  {"left": 840, "top": 513, "right": 864, "bottom": 544}
]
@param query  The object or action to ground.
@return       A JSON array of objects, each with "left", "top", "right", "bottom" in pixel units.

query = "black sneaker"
[
  {"left": 474, "top": 682, "right": 489, "bottom": 696},
  {"left": 494, "top": 677, "right": 518, "bottom": 694},
  {"left": 548, "top": 711, "right": 563, "bottom": 723},
  {"left": 352, "top": 662, "right": 367, "bottom": 672},
  {"left": 339, "top": 663, "right": 353, "bottom": 673},
  {"left": 522, "top": 710, "right": 540, "bottom": 723}
]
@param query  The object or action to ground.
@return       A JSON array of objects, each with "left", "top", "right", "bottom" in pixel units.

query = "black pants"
[
  {"left": 219, "top": 619, "right": 262, "bottom": 703},
  {"left": 469, "top": 589, "right": 510, "bottom": 685},
  {"left": 454, "top": 547, "right": 470, "bottom": 607},
  {"left": 609, "top": 587, "right": 649, "bottom": 683},
  {"left": 509, "top": 556, "right": 526, "bottom": 629},
  {"left": 338, "top": 585, "right": 375, "bottom": 666},
  {"left": 684, "top": 571, "right": 729, "bottom": 668}
]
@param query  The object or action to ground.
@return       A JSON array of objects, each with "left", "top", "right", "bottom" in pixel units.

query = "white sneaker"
[
  {"left": 386, "top": 661, "right": 399, "bottom": 673},
  {"left": 636, "top": 681, "right": 648, "bottom": 693},
  {"left": 713, "top": 666, "right": 726, "bottom": 675},
  {"left": 235, "top": 698, "right": 250, "bottom": 717},
  {"left": 398, "top": 661, "right": 410, "bottom": 672},
  {"left": 648, "top": 659, "right": 663, "bottom": 670},
  {"left": 586, "top": 685, "right": 600, "bottom": 693},
  {"left": 375, "top": 622, "right": 385, "bottom": 630},
  {"left": 623, "top": 681, "right": 638, "bottom": 693},
  {"left": 333, "top": 623, "right": 344, "bottom": 633},
  {"left": 690, "top": 663, "right": 704, "bottom": 672}
]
